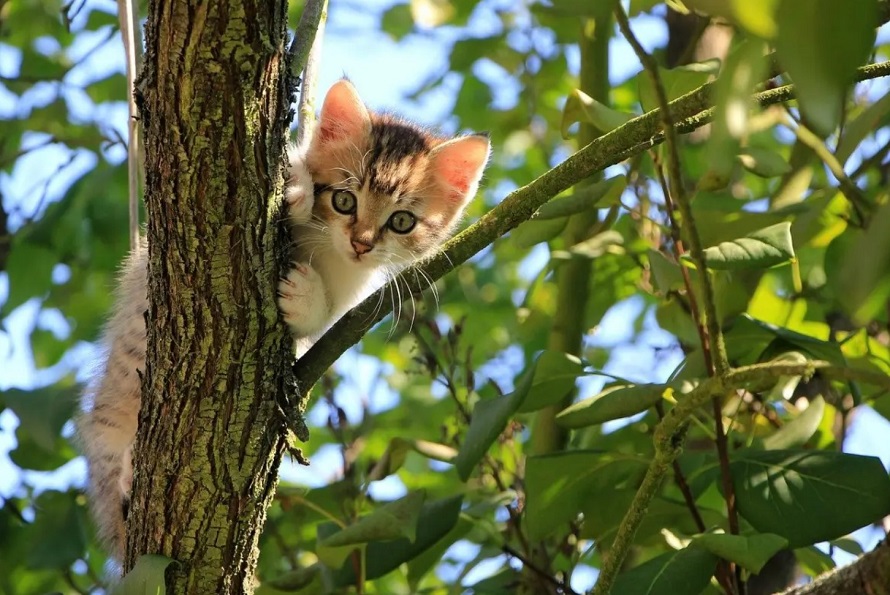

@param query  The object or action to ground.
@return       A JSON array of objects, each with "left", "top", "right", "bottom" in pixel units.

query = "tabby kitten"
[{"left": 77, "top": 79, "right": 491, "bottom": 562}]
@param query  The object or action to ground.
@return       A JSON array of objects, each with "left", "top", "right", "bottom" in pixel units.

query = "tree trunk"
[{"left": 127, "top": 1, "right": 302, "bottom": 592}]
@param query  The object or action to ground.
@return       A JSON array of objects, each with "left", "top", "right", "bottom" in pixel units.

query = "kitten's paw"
[
  {"left": 285, "top": 151, "right": 314, "bottom": 224},
  {"left": 278, "top": 262, "right": 329, "bottom": 337}
]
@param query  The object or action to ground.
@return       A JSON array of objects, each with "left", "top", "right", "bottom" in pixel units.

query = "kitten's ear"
[
  {"left": 428, "top": 135, "right": 491, "bottom": 205},
  {"left": 316, "top": 80, "right": 371, "bottom": 144}
]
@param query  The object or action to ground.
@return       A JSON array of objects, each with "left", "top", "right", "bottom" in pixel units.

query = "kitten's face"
[{"left": 301, "top": 81, "right": 490, "bottom": 275}]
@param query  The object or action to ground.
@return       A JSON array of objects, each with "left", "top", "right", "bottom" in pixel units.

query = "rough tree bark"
[{"left": 127, "top": 1, "right": 304, "bottom": 592}]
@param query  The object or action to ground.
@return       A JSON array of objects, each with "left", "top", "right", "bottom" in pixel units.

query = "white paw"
[
  {"left": 278, "top": 262, "right": 329, "bottom": 338},
  {"left": 285, "top": 149, "right": 314, "bottom": 224},
  {"left": 118, "top": 445, "right": 134, "bottom": 497}
]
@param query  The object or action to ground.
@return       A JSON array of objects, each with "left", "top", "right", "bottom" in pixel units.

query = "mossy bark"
[{"left": 127, "top": 1, "right": 300, "bottom": 592}]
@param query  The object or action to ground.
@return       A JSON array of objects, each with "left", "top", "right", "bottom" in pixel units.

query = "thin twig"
[
  {"left": 289, "top": 0, "right": 327, "bottom": 143},
  {"left": 614, "top": 4, "right": 728, "bottom": 378},
  {"left": 654, "top": 403, "right": 707, "bottom": 534},
  {"left": 503, "top": 544, "right": 578, "bottom": 595},
  {"left": 116, "top": 0, "right": 141, "bottom": 249},
  {"left": 296, "top": 0, "right": 327, "bottom": 145},
  {"left": 613, "top": 6, "right": 740, "bottom": 593}
]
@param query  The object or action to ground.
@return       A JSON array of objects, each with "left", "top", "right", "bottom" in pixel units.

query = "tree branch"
[
  {"left": 288, "top": 0, "right": 326, "bottom": 92},
  {"left": 779, "top": 539, "right": 890, "bottom": 595},
  {"left": 295, "top": 0, "right": 327, "bottom": 146},
  {"left": 292, "top": 60, "right": 890, "bottom": 396},
  {"left": 116, "top": 0, "right": 142, "bottom": 250}
]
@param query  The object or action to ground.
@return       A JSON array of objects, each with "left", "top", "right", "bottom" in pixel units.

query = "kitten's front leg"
[
  {"left": 278, "top": 262, "right": 330, "bottom": 338},
  {"left": 285, "top": 146, "right": 315, "bottom": 224}
]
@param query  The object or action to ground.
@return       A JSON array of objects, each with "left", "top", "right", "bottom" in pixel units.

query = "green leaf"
[
  {"left": 266, "top": 564, "right": 321, "bottom": 591},
  {"left": 724, "top": 315, "right": 845, "bottom": 367},
  {"left": 580, "top": 489, "right": 725, "bottom": 544},
  {"left": 629, "top": 0, "right": 661, "bottom": 15},
  {"left": 406, "top": 511, "right": 473, "bottom": 587},
  {"left": 684, "top": 0, "right": 779, "bottom": 38},
  {"left": 827, "top": 202, "right": 890, "bottom": 324},
  {"left": 30, "top": 327, "right": 69, "bottom": 369},
  {"left": 775, "top": 0, "right": 877, "bottom": 136},
  {"left": 525, "top": 451, "right": 648, "bottom": 540},
  {"left": 469, "top": 568, "right": 522, "bottom": 595},
  {"left": 516, "top": 350, "right": 585, "bottom": 413},
  {"left": 368, "top": 438, "right": 457, "bottom": 481},
  {"left": 380, "top": 3, "right": 414, "bottom": 40},
  {"left": 9, "top": 430, "right": 77, "bottom": 471},
  {"left": 316, "top": 490, "right": 426, "bottom": 569},
  {"left": 638, "top": 60, "right": 720, "bottom": 113},
  {"left": 330, "top": 496, "right": 464, "bottom": 587},
  {"left": 535, "top": 175, "right": 627, "bottom": 220},
  {"left": 611, "top": 545, "right": 718, "bottom": 595},
  {"left": 561, "top": 89, "right": 634, "bottom": 138},
  {"left": 3, "top": 242, "right": 57, "bottom": 312},
  {"left": 555, "top": 383, "right": 669, "bottom": 428},
  {"left": 84, "top": 7, "right": 119, "bottom": 30},
  {"left": 648, "top": 249, "right": 685, "bottom": 293},
  {"left": 694, "top": 532, "right": 788, "bottom": 574},
  {"left": 731, "top": 449, "right": 890, "bottom": 547},
  {"left": 699, "top": 222, "right": 795, "bottom": 270},
  {"left": 4, "top": 387, "right": 78, "bottom": 452},
  {"left": 794, "top": 545, "right": 835, "bottom": 576},
  {"left": 85, "top": 72, "right": 127, "bottom": 104},
  {"left": 761, "top": 396, "right": 825, "bottom": 450},
  {"left": 24, "top": 491, "right": 86, "bottom": 569},
  {"left": 111, "top": 555, "right": 174, "bottom": 595},
  {"left": 836, "top": 92, "right": 890, "bottom": 163},
  {"left": 709, "top": 39, "right": 770, "bottom": 176},
  {"left": 512, "top": 217, "right": 568, "bottom": 248},
  {"left": 738, "top": 147, "right": 791, "bottom": 178},
  {"left": 454, "top": 389, "right": 525, "bottom": 482},
  {"left": 553, "top": 230, "right": 624, "bottom": 261}
]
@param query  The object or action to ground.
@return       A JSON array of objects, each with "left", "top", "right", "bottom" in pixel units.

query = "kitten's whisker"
[
  {"left": 405, "top": 249, "right": 440, "bottom": 306},
  {"left": 392, "top": 267, "right": 404, "bottom": 338},
  {"left": 403, "top": 271, "right": 418, "bottom": 334}
]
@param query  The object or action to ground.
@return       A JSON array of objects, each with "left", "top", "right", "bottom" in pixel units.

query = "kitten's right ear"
[{"left": 316, "top": 80, "right": 371, "bottom": 144}]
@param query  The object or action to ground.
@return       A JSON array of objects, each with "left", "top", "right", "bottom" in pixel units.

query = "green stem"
[
  {"left": 288, "top": 0, "right": 326, "bottom": 85},
  {"left": 292, "top": 60, "right": 890, "bottom": 396}
]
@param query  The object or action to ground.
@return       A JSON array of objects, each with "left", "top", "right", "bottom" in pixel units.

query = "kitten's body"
[{"left": 78, "top": 80, "right": 490, "bottom": 563}]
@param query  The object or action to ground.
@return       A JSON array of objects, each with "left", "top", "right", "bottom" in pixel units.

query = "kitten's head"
[{"left": 303, "top": 79, "right": 490, "bottom": 272}]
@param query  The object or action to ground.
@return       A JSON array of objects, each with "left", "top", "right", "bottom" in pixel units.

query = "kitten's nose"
[{"left": 351, "top": 239, "right": 373, "bottom": 255}]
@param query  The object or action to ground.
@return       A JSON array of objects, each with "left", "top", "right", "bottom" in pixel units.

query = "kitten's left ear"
[
  {"left": 428, "top": 135, "right": 491, "bottom": 206},
  {"left": 315, "top": 79, "right": 372, "bottom": 145}
]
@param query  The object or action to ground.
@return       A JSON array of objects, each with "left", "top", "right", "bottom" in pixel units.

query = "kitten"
[
  {"left": 280, "top": 80, "right": 491, "bottom": 352},
  {"left": 77, "top": 79, "right": 491, "bottom": 563}
]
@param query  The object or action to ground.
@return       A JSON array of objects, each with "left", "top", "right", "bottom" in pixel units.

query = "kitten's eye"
[
  {"left": 388, "top": 211, "right": 416, "bottom": 234},
  {"left": 331, "top": 190, "right": 356, "bottom": 214}
]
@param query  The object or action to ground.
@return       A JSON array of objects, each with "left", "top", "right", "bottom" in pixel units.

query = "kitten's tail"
[
  {"left": 76, "top": 402, "right": 131, "bottom": 563},
  {"left": 77, "top": 244, "right": 148, "bottom": 565}
]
